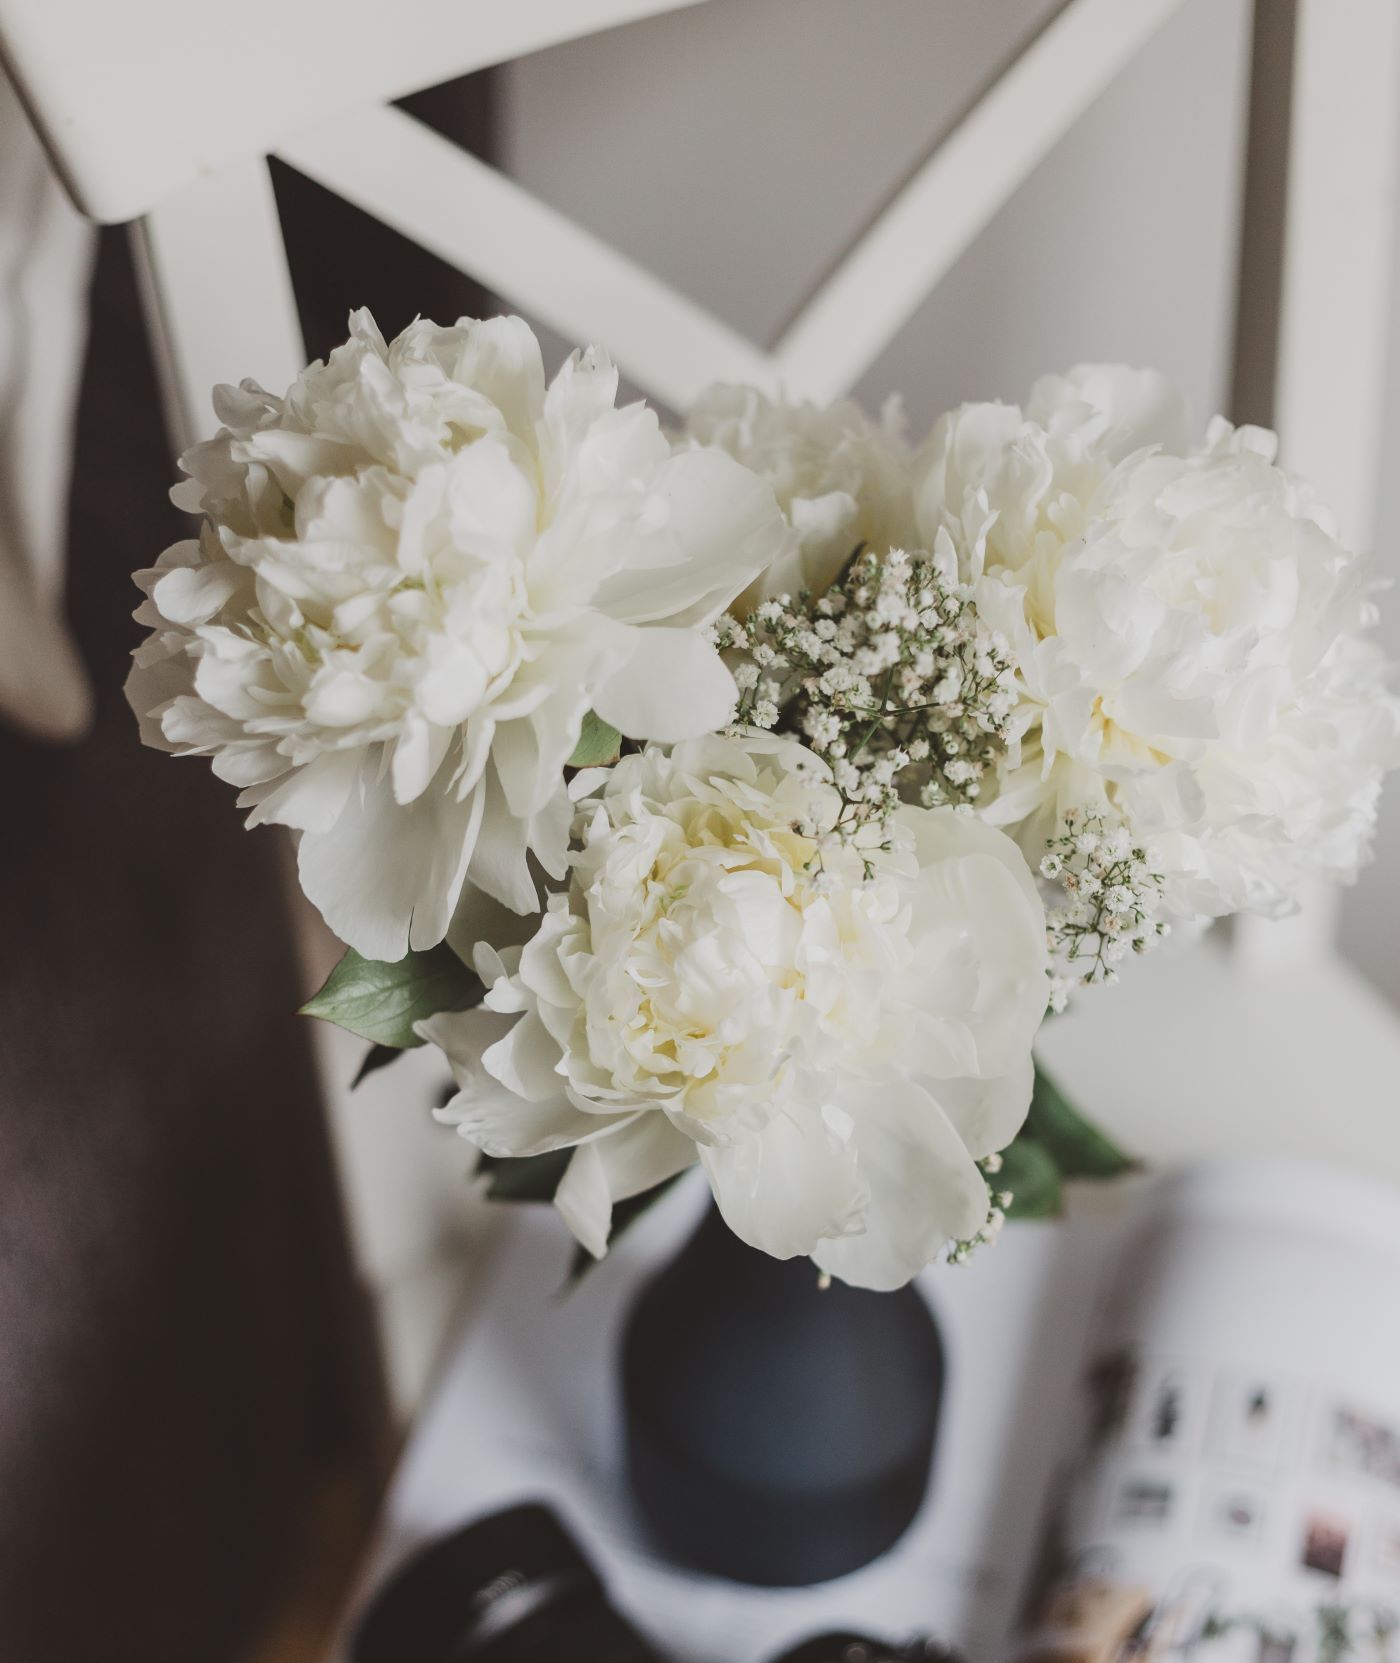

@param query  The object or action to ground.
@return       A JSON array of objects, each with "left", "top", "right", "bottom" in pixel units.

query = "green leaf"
[
  {"left": 475, "top": 1149, "right": 570, "bottom": 1202},
  {"left": 568, "top": 711, "right": 622, "bottom": 768},
  {"left": 351, "top": 1042, "right": 403, "bottom": 1087},
  {"left": 997, "top": 1134, "right": 1064, "bottom": 1220},
  {"left": 1026, "top": 1062, "right": 1138, "bottom": 1180},
  {"left": 300, "top": 944, "right": 482, "bottom": 1048},
  {"left": 564, "top": 1173, "right": 683, "bottom": 1289}
]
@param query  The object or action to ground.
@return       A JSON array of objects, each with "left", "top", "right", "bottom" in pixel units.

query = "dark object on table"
[
  {"left": 621, "top": 1201, "right": 945, "bottom": 1586},
  {"left": 350, "top": 1501, "right": 663, "bottom": 1662},
  {"left": 769, "top": 1634, "right": 964, "bottom": 1663}
]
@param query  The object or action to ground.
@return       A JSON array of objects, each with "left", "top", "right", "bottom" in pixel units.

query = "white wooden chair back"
[
  {"left": 5, "top": 0, "right": 1399, "bottom": 1418},
  {"left": 0, "top": 1, "right": 711, "bottom": 224}
]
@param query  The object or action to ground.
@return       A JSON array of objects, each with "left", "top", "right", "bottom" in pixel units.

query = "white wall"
[
  {"left": 501, "top": 0, "right": 1400, "bottom": 1009},
  {"left": 501, "top": 0, "right": 1252, "bottom": 422}
]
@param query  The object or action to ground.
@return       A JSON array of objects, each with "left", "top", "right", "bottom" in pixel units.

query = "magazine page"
[{"left": 1016, "top": 1160, "right": 1400, "bottom": 1663}]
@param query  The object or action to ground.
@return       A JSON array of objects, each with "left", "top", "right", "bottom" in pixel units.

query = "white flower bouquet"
[{"left": 127, "top": 314, "right": 1400, "bottom": 1292}]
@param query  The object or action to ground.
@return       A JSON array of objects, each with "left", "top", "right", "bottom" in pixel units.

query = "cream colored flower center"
[
  {"left": 249, "top": 485, "right": 533, "bottom": 747},
  {"left": 576, "top": 788, "right": 899, "bottom": 1129}
]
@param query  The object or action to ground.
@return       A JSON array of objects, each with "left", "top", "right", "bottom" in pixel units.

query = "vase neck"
[{"left": 684, "top": 1200, "right": 831, "bottom": 1295}]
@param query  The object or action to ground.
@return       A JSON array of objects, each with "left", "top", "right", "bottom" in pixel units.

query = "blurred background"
[
  {"left": 1, "top": 1, "right": 1396, "bottom": 1659},
  {"left": 495, "top": 0, "right": 1397, "bottom": 996}
]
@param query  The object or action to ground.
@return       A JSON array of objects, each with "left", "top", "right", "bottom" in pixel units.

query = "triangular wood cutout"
[{"left": 277, "top": 0, "right": 1186, "bottom": 411}]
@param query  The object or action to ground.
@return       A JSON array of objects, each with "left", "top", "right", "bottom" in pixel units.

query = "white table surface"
[{"left": 338, "top": 1172, "right": 1138, "bottom": 1663}]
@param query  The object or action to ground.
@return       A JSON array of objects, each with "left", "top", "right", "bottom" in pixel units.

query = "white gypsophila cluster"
[
  {"left": 126, "top": 311, "right": 789, "bottom": 961},
  {"left": 422, "top": 731, "right": 1049, "bottom": 1291},
  {"left": 1039, "top": 808, "right": 1168, "bottom": 997},
  {"left": 937, "top": 1149, "right": 1018, "bottom": 1269},
  {"left": 711, "top": 546, "right": 1017, "bottom": 846},
  {"left": 947, "top": 1193, "right": 1012, "bottom": 1266},
  {"left": 916, "top": 364, "right": 1400, "bottom": 930},
  {"left": 685, "top": 383, "right": 914, "bottom": 613}
]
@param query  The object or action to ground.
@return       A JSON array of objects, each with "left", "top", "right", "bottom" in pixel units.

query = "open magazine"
[
  {"left": 346, "top": 1158, "right": 1400, "bottom": 1663},
  {"left": 1015, "top": 1162, "right": 1400, "bottom": 1663}
]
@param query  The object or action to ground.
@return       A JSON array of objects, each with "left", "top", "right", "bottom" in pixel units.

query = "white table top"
[{"left": 341, "top": 1173, "right": 1136, "bottom": 1663}]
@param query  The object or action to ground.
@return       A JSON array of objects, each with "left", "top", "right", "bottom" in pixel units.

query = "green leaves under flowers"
[
  {"left": 568, "top": 711, "right": 622, "bottom": 768},
  {"left": 351, "top": 1042, "right": 403, "bottom": 1087},
  {"left": 1026, "top": 1063, "right": 1139, "bottom": 1181},
  {"left": 998, "top": 1135, "right": 1064, "bottom": 1220},
  {"left": 300, "top": 944, "right": 482, "bottom": 1049},
  {"left": 475, "top": 1149, "right": 570, "bottom": 1202},
  {"left": 999, "top": 1061, "right": 1139, "bottom": 1220}
]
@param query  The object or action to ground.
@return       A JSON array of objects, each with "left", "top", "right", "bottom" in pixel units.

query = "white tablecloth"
[{"left": 341, "top": 1173, "right": 1132, "bottom": 1663}]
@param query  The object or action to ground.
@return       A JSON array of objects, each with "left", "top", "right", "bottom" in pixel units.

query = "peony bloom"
[
  {"left": 422, "top": 732, "right": 1048, "bottom": 1289},
  {"left": 126, "top": 312, "right": 789, "bottom": 960},
  {"left": 686, "top": 383, "right": 914, "bottom": 611},
  {"left": 915, "top": 365, "right": 1400, "bottom": 923}
]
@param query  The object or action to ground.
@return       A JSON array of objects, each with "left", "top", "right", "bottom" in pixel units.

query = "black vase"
[{"left": 620, "top": 1201, "right": 945, "bottom": 1586}]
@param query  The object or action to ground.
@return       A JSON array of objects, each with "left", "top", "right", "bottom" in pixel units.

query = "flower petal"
[
  {"left": 592, "top": 627, "right": 737, "bottom": 742},
  {"left": 468, "top": 768, "right": 548, "bottom": 913},
  {"left": 426, "top": 1008, "right": 639, "bottom": 1158},
  {"left": 1027, "top": 363, "right": 1191, "bottom": 457},
  {"left": 897, "top": 807, "right": 1048, "bottom": 1077},
  {"left": 700, "top": 1106, "right": 865, "bottom": 1262},
  {"left": 555, "top": 1114, "right": 696, "bottom": 1259},
  {"left": 928, "top": 1058, "right": 1034, "bottom": 1162},
  {"left": 812, "top": 1079, "right": 989, "bottom": 1290},
  {"left": 242, "top": 749, "right": 361, "bottom": 833},
  {"left": 588, "top": 447, "right": 789, "bottom": 628},
  {"left": 298, "top": 766, "right": 485, "bottom": 960}
]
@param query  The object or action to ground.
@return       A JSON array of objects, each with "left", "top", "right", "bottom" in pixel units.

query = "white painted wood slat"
[
  {"left": 130, "top": 158, "right": 305, "bottom": 453},
  {"left": 0, "top": 0, "right": 716, "bottom": 223},
  {"left": 277, "top": 107, "right": 779, "bottom": 412},
  {"left": 1232, "top": 0, "right": 1400, "bottom": 970},
  {"left": 1272, "top": 0, "right": 1400, "bottom": 551},
  {"left": 276, "top": 0, "right": 1193, "bottom": 412},
  {"left": 772, "top": 0, "right": 1191, "bottom": 400}
]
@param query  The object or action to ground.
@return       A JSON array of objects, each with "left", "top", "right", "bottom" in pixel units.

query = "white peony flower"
[
  {"left": 915, "top": 365, "right": 1400, "bottom": 922},
  {"left": 127, "top": 311, "right": 789, "bottom": 960},
  {"left": 686, "top": 383, "right": 914, "bottom": 611},
  {"left": 421, "top": 731, "right": 1048, "bottom": 1290}
]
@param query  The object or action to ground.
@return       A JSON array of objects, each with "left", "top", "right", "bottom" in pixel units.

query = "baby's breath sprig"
[
  {"left": 711, "top": 547, "right": 1016, "bottom": 843},
  {"left": 947, "top": 1152, "right": 1013, "bottom": 1264},
  {"left": 1041, "top": 808, "right": 1168, "bottom": 991}
]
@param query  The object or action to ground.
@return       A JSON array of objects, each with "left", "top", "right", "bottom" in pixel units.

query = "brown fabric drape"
[{"left": 0, "top": 75, "right": 495, "bottom": 1663}]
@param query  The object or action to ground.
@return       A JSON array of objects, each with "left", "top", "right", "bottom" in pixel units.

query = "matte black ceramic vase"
[{"left": 620, "top": 1202, "right": 945, "bottom": 1586}]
